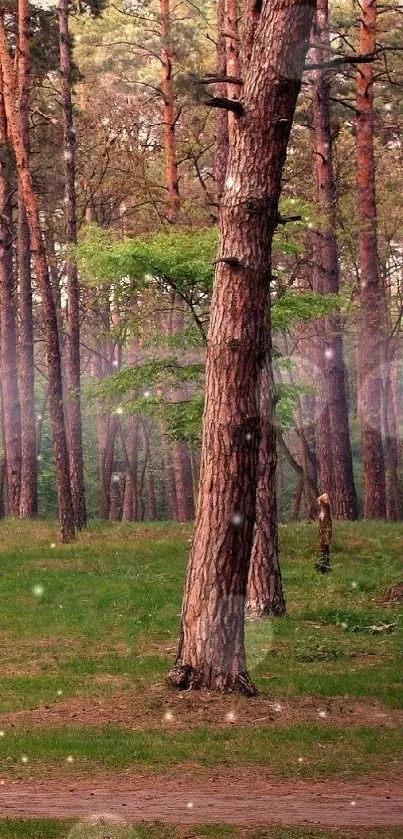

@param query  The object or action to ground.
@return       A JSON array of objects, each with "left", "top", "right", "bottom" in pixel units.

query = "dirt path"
[{"left": 1, "top": 775, "right": 403, "bottom": 827}]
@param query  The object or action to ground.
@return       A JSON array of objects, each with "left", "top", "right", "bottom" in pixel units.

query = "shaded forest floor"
[{"left": 0, "top": 519, "right": 402, "bottom": 836}]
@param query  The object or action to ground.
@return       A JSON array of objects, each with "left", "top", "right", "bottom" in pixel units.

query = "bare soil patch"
[
  {"left": 1, "top": 772, "right": 403, "bottom": 827},
  {"left": 1, "top": 686, "right": 402, "bottom": 731}
]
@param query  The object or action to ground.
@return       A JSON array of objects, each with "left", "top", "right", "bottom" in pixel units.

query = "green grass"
[
  {"left": 2, "top": 518, "right": 401, "bottom": 710},
  {"left": 1, "top": 823, "right": 403, "bottom": 839},
  {"left": 0, "top": 518, "right": 402, "bottom": 780},
  {"left": 1, "top": 723, "right": 402, "bottom": 778}
]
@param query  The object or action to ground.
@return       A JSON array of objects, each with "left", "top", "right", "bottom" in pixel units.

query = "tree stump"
[{"left": 315, "top": 493, "right": 332, "bottom": 573}]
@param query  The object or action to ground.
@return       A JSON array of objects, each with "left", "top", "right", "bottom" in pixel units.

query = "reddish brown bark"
[
  {"left": 247, "top": 347, "right": 285, "bottom": 617},
  {"left": 0, "top": 99, "right": 22, "bottom": 516},
  {"left": 356, "top": 0, "right": 386, "bottom": 518},
  {"left": 311, "top": 0, "right": 357, "bottom": 520},
  {"left": 59, "top": 0, "right": 87, "bottom": 529},
  {"left": 17, "top": 0, "right": 37, "bottom": 518},
  {"left": 169, "top": 0, "right": 314, "bottom": 693},
  {"left": 0, "top": 13, "right": 74, "bottom": 542},
  {"left": 160, "top": 0, "right": 180, "bottom": 222}
]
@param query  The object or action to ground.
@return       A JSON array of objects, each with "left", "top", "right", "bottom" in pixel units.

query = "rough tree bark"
[
  {"left": 356, "top": 0, "right": 386, "bottom": 518},
  {"left": 310, "top": 0, "right": 357, "bottom": 520},
  {"left": 0, "top": 96, "right": 22, "bottom": 516},
  {"left": 216, "top": 0, "right": 285, "bottom": 616},
  {"left": 246, "top": 341, "right": 286, "bottom": 617},
  {"left": 17, "top": 0, "right": 37, "bottom": 518},
  {"left": 169, "top": 0, "right": 314, "bottom": 693},
  {"left": 0, "top": 12, "right": 75, "bottom": 542},
  {"left": 59, "top": 0, "right": 87, "bottom": 529}
]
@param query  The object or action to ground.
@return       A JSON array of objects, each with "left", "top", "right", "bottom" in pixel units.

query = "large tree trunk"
[
  {"left": 311, "top": 0, "right": 357, "bottom": 520},
  {"left": 17, "top": 0, "right": 37, "bottom": 518},
  {"left": 356, "top": 0, "right": 386, "bottom": 518},
  {"left": 160, "top": 0, "right": 180, "bottom": 222},
  {"left": 0, "top": 105, "right": 22, "bottom": 516},
  {"left": 0, "top": 13, "right": 75, "bottom": 542},
  {"left": 247, "top": 344, "right": 285, "bottom": 617},
  {"left": 169, "top": 0, "right": 314, "bottom": 693},
  {"left": 59, "top": 0, "right": 87, "bottom": 529}
]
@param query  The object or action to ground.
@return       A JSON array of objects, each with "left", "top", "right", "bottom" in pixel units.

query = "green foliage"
[
  {"left": 272, "top": 290, "right": 346, "bottom": 331},
  {"left": 163, "top": 397, "right": 203, "bottom": 444},
  {"left": 87, "top": 359, "right": 204, "bottom": 401},
  {"left": 276, "top": 381, "right": 315, "bottom": 429},
  {"left": 77, "top": 225, "right": 217, "bottom": 296}
]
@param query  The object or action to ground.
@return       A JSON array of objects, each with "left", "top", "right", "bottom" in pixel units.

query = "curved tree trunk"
[
  {"left": 169, "top": 0, "right": 314, "bottom": 693},
  {"left": 0, "top": 14, "right": 74, "bottom": 542},
  {"left": 17, "top": 0, "right": 37, "bottom": 518},
  {"left": 311, "top": 0, "right": 357, "bottom": 520},
  {"left": 356, "top": 0, "right": 386, "bottom": 518},
  {"left": 59, "top": 0, "right": 87, "bottom": 529}
]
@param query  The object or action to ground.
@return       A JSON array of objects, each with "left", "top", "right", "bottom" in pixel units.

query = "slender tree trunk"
[
  {"left": 0, "top": 105, "right": 22, "bottom": 516},
  {"left": 172, "top": 440, "right": 194, "bottom": 521},
  {"left": 122, "top": 414, "right": 139, "bottom": 521},
  {"left": 247, "top": 346, "right": 285, "bottom": 617},
  {"left": 382, "top": 340, "right": 402, "bottom": 519},
  {"left": 59, "top": 0, "right": 87, "bottom": 528},
  {"left": 311, "top": 0, "right": 357, "bottom": 520},
  {"left": 160, "top": 0, "right": 180, "bottom": 222},
  {"left": 0, "top": 380, "right": 7, "bottom": 517},
  {"left": 17, "top": 0, "right": 37, "bottom": 518},
  {"left": 215, "top": 0, "right": 229, "bottom": 204},
  {"left": 164, "top": 449, "right": 178, "bottom": 519},
  {"left": 169, "top": 0, "right": 314, "bottom": 693},
  {"left": 146, "top": 430, "right": 158, "bottom": 520},
  {"left": 224, "top": 0, "right": 241, "bottom": 140},
  {"left": 356, "top": 0, "right": 386, "bottom": 518},
  {"left": 0, "top": 13, "right": 74, "bottom": 542}
]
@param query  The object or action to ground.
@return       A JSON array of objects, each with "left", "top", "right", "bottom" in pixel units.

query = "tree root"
[{"left": 167, "top": 663, "right": 257, "bottom": 696}]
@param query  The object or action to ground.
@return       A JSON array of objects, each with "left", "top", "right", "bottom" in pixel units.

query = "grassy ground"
[
  {"left": 0, "top": 518, "right": 402, "bottom": 835},
  {"left": 1, "top": 823, "right": 403, "bottom": 839}
]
